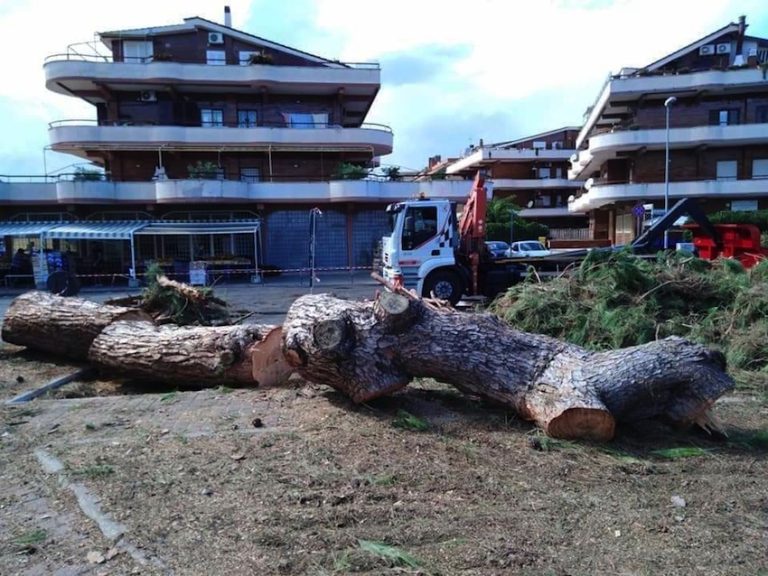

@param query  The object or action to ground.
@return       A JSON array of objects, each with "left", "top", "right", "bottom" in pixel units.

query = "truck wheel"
[{"left": 423, "top": 270, "right": 463, "bottom": 305}]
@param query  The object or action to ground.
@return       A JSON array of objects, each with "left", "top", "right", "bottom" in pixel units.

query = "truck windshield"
[{"left": 385, "top": 203, "right": 403, "bottom": 234}]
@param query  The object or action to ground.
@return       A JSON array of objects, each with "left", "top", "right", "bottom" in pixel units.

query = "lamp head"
[{"left": 664, "top": 96, "right": 678, "bottom": 108}]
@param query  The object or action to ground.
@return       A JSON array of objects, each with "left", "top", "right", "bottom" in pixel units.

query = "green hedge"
[
  {"left": 486, "top": 221, "right": 549, "bottom": 242},
  {"left": 708, "top": 210, "right": 768, "bottom": 231}
]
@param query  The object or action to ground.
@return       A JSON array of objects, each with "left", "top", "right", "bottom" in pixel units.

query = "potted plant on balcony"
[
  {"left": 383, "top": 166, "right": 401, "bottom": 181},
  {"left": 72, "top": 167, "right": 104, "bottom": 181},
  {"left": 334, "top": 162, "right": 369, "bottom": 180},
  {"left": 187, "top": 161, "right": 221, "bottom": 179},
  {"left": 248, "top": 52, "right": 274, "bottom": 65}
]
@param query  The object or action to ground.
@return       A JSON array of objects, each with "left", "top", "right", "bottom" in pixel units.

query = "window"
[
  {"left": 716, "top": 160, "right": 738, "bottom": 181},
  {"left": 200, "top": 108, "right": 224, "bottom": 127},
  {"left": 240, "top": 168, "right": 260, "bottom": 183},
  {"left": 239, "top": 51, "right": 260, "bottom": 65},
  {"left": 206, "top": 50, "right": 226, "bottom": 65},
  {"left": 732, "top": 200, "right": 759, "bottom": 212},
  {"left": 535, "top": 195, "right": 552, "bottom": 207},
  {"left": 753, "top": 159, "right": 768, "bottom": 179},
  {"left": 283, "top": 113, "right": 329, "bottom": 128},
  {"left": 401, "top": 206, "right": 437, "bottom": 251},
  {"left": 237, "top": 110, "right": 258, "bottom": 128},
  {"left": 123, "top": 41, "right": 153, "bottom": 63},
  {"left": 709, "top": 108, "right": 740, "bottom": 126},
  {"left": 537, "top": 167, "right": 551, "bottom": 179},
  {"left": 757, "top": 105, "right": 768, "bottom": 123}
]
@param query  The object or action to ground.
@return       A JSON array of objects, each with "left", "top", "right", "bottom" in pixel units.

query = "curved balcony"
[
  {"left": 1, "top": 177, "right": 474, "bottom": 205},
  {"left": 569, "top": 178, "right": 768, "bottom": 213},
  {"left": 446, "top": 147, "right": 574, "bottom": 174},
  {"left": 570, "top": 122, "right": 768, "bottom": 180},
  {"left": 48, "top": 120, "right": 393, "bottom": 156},
  {"left": 491, "top": 178, "right": 582, "bottom": 190},
  {"left": 44, "top": 58, "right": 380, "bottom": 98},
  {"left": 577, "top": 68, "right": 767, "bottom": 149}
]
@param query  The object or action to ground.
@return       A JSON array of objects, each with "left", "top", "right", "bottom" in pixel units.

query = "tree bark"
[
  {"left": 282, "top": 293, "right": 734, "bottom": 441},
  {"left": 88, "top": 321, "right": 288, "bottom": 387},
  {"left": 1, "top": 292, "right": 150, "bottom": 360}
]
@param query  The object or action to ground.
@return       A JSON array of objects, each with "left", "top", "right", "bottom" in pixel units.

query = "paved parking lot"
[{"left": 0, "top": 270, "right": 380, "bottom": 326}]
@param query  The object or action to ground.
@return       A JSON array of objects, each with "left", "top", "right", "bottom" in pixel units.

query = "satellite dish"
[{"left": 526, "top": 200, "right": 535, "bottom": 208}]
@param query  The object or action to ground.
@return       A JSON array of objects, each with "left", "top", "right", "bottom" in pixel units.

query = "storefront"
[{"left": 0, "top": 219, "right": 261, "bottom": 287}]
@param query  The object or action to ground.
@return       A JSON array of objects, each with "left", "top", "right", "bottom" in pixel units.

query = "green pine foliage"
[
  {"left": 141, "top": 263, "right": 229, "bottom": 326},
  {"left": 491, "top": 250, "right": 768, "bottom": 372}
]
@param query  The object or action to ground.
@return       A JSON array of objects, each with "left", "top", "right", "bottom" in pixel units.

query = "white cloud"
[
  {"left": 310, "top": 0, "right": 764, "bottom": 165},
  {"left": 0, "top": 0, "right": 764, "bottom": 173},
  {"left": 0, "top": 1, "right": 252, "bottom": 172}
]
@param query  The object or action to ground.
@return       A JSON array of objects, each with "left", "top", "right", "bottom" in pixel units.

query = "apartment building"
[
  {"left": 569, "top": 16, "right": 768, "bottom": 244},
  {"left": 0, "top": 8, "right": 471, "bottom": 281},
  {"left": 444, "top": 128, "right": 589, "bottom": 241}
]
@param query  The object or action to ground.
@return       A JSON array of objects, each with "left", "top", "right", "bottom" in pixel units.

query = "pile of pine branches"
[{"left": 492, "top": 250, "right": 768, "bottom": 373}]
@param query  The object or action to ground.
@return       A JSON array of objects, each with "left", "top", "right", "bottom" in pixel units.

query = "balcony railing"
[
  {"left": 44, "top": 41, "right": 380, "bottom": 69},
  {"left": 48, "top": 118, "right": 393, "bottom": 132}
]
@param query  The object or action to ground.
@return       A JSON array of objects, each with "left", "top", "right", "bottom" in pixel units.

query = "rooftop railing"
[
  {"left": 0, "top": 171, "right": 454, "bottom": 185},
  {"left": 45, "top": 41, "right": 380, "bottom": 69}
]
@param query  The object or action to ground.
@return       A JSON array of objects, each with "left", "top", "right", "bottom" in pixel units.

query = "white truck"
[{"left": 382, "top": 171, "right": 525, "bottom": 304}]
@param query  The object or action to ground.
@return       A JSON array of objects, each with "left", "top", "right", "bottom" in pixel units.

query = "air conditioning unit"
[
  {"left": 140, "top": 90, "right": 157, "bottom": 102},
  {"left": 716, "top": 43, "right": 731, "bottom": 54},
  {"left": 208, "top": 32, "right": 224, "bottom": 45},
  {"left": 699, "top": 45, "right": 715, "bottom": 56}
]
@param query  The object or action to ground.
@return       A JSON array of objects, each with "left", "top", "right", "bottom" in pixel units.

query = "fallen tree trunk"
[
  {"left": 89, "top": 321, "right": 289, "bottom": 387},
  {"left": 1, "top": 292, "right": 291, "bottom": 388},
  {"left": 282, "top": 292, "right": 734, "bottom": 441},
  {"left": 1, "top": 292, "right": 151, "bottom": 360}
]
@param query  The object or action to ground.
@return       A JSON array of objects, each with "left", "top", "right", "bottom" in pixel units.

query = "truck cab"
[{"left": 382, "top": 198, "right": 465, "bottom": 302}]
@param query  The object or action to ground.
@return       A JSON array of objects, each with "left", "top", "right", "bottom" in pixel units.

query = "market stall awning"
[
  {"left": 0, "top": 222, "right": 59, "bottom": 237},
  {"left": 136, "top": 220, "right": 260, "bottom": 236},
  {"left": 45, "top": 221, "right": 150, "bottom": 240}
]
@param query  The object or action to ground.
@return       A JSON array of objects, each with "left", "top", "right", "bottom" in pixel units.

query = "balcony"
[
  {"left": 570, "top": 122, "right": 768, "bottom": 180},
  {"left": 569, "top": 178, "right": 768, "bottom": 213},
  {"left": 48, "top": 120, "right": 394, "bottom": 156},
  {"left": 446, "top": 147, "right": 574, "bottom": 174},
  {"left": 518, "top": 207, "right": 574, "bottom": 218},
  {"left": 577, "top": 67, "right": 768, "bottom": 149},
  {"left": 0, "top": 176, "right": 475, "bottom": 205},
  {"left": 492, "top": 178, "right": 582, "bottom": 190},
  {"left": 44, "top": 55, "right": 381, "bottom": 99}
]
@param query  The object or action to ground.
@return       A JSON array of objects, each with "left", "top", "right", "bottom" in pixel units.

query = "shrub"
[
  {"left": 187, "top": 161, "right": 220, "bottom": 179},
  {"left": 72, "top": 167, "right": 103, "bottom": 181},
  {"left": 334, "top": 162, "right": 369, "bottom": 180},
  {"left": 491, "top": 250, "right": 768, "bottom": 373}
]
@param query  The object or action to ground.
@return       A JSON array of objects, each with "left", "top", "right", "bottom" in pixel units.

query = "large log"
[
  {"left": 282, "top": 292, "right": 734, "bottom": 441},
  {"left": 89, "top": 321, "right": 289, "bottom": 387},
  {"left": 1, "top": 292, "right": 150, "bottom": 360}
]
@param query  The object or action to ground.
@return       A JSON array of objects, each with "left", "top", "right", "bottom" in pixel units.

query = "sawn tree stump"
[{"left": 282, "top": 292, "right": 734, "bottom": 441}]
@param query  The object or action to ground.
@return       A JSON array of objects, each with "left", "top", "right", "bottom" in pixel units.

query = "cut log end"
[
  {"left": 313, "top": 319, "right": 348, "bottom": 353},
  {"left": 373, "top": 292, "right": 415, "bottom": 334},
  {"left": 546, "top": 408, "right": 616, "bottom": 442}
]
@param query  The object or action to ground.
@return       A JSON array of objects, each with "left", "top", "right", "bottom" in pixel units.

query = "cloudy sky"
[{"left": 0, "top": 0, "right": 765, "bottom": 175}]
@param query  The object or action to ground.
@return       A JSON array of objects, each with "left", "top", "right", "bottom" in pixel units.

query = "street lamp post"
[{"left": 663, "top": 96, "right": 677, "bottom": 250}]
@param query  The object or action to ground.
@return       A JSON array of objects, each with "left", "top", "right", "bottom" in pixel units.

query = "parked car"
[
  {"left": 485, "top": 241, "right": 510, "bottom": 259},
  {"left": 505, "top": 241, "right": 551, "bottom": 258}
]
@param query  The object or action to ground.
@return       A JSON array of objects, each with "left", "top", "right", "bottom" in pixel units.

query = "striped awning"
[
  {"left": 136, "top": 220, "right": 260, "bottom": 236},
  {"left": 45, "top": 221, "right": 149, "bottom": 240},
  {"left": 0, "top": 222, "right": 59, "bottom": 237}
]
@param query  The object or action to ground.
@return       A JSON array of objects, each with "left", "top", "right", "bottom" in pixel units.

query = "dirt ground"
[{"left": 2, "top": 311, "right": 768, "bottom": 575}]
